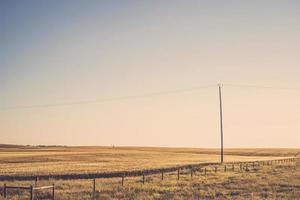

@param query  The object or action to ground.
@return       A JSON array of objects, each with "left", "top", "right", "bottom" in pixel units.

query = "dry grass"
[
  {"left": 0, "top": 146, "right": 295, "bottom": 176},
  {"left": 0, "top": 146, "right": 299, "bottom": 199},
  {"left": 0, "top": 160, "right": 299, "bottom": 199}
]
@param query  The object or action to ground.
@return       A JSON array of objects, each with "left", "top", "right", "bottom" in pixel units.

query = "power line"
[
  {"left": 0, "top": 85, "right": 215, "bottom": 111},
  {"left": 223, "top": 84, "right": 300, "bottom": 90},
  {"left": 2, "top": 83, "right": 299, "bottom": 111}
]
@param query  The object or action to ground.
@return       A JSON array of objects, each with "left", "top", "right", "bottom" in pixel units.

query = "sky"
[{"left": 0, "top": 0, "right": 300, "bottom": 147}]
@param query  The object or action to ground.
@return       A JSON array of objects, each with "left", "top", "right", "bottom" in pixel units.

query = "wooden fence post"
[
  {"left": 93, "top": 178, "right": 96, "bottom": 196},
  {"left": 121, "top": 176, "right": 124, "bottom": 186},
  {"left": 177, "top": 168, "right": 180, "bottom": 180},
  {"left": 232, "top": 164, "right": 234, "bottom": 171},
  {"left": 3, "top": 183, "right": 6, "bottom": 198},
  {"left": 35, "top": 177, "right": 38, "bottom": 186},
  {"left": 190, "top": 167, "right": 193, "bottom": 179},
  {"left": 161, "top": 170, "right": 164, "bottom": 180},
  {"left": 215, "top": 166, "right": 217, "bottom": 173},
  {"left": 52, "top": 184, "right": 55, "bottom": 200},
  {"left": 29, "top": 185, "right": 33, "bottom": 200},
  {"left": 142, "top": 174, "right": 145, "bottom": 184},
  {"left": 224, "top": 165, "right": 227, "bottom": 172},
  {"left": 204, "top": 168, "right": 207, "bottom": 176}
]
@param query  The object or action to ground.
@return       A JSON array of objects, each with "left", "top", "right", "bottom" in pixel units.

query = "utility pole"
[{"left": 218, "top": 84, "right": 224, "bottom": 163}]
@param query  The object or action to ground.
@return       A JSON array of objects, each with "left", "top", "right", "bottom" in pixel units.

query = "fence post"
[
  {"left": 35, "top": 177, "right": 38, "bottom": 186},
  {"left": 240, "top": 164, "right": 242, "bottom": 170},
  {"left": 29, "top": 185, "right": 33, "bottom": 200},
  {"left": 224, "top": 165, "right": 227, "bottom": 172},
  {"left": 52, "top": 184, "right": 55, "bottom": 200},
  {"left": 121, "top": 176, "right": 124, "bottom": 186},
  {"left": 93, "top": 178, "right": 96, "bottom": 196},
  {"left": 190, "top": 167, "right": 193, "bottom": 179},
  {"left": 161, "top": 170, "right": 164, "bottom": 180},
  {"left": 204, "top": 168, "right": 207, "bottom": 176},
  {"left": 232, "top": 164, "right": 234, "bottom": 171},
  {"left": 177, "top": 168, "right": 180, "bottom": 180},
  {"left": 3, "top": 183, "right": 6, "bottom": 198},
  {"left": 215, "top": 166, "right": 217, "bottom": 173},
  {"left": 142, "top": 173, "right": 145, "bottom": 184}
]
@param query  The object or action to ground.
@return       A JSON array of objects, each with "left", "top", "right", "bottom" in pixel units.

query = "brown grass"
[
  {"left": 0, "top": 146, "right": 299, "bottom": 199},
  {"left": 0, "top": 146, "right": 295, "bottom": 176}
]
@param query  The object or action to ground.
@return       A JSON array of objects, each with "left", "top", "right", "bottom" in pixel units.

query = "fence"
[
  {"left": 1, "top": 157, "right": 297, "bottom": 182},
  {"left": 2, "top": 184, "right": 55, "bottom": 200},
  {"left": 87, "top": 157, "right": 299, "bottom": 197},
  {"left": 1, "top": 157, "right": 299, "bottom": 199}
]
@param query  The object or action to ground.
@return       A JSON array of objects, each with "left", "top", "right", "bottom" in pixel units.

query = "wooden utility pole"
[{"left": 218, "top": 84, "right": 224, "bottom": 163}]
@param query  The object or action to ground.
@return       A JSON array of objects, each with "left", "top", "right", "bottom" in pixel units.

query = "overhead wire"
[
  {"left": 223, "top": 83, "right": 300, "bottom": 90},
  {"left": 1, "top": 83, "right": 299, "bottom": 111},
  {"left": 0, "top": 84, "right": 215, "bottom": 111}
]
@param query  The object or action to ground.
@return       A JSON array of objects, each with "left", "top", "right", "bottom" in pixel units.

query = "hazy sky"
[{"left": 1, "top": 0, "right": 300, "bottom": 147}]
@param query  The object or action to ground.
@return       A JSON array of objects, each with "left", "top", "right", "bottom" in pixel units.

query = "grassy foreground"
[
  {"left": 0, "top": 160, "right": 299, "bottom": 200},
  {"left": 0, "top": 146, "right": 299, "bottom": 199}
]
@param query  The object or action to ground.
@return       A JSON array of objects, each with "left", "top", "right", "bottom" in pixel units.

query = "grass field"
[
  {"left": 0, "top": 145, "right": 299, "bottom": 199},
  {"left": 0, "top": 145, "right": 297, "bottom": 176}
]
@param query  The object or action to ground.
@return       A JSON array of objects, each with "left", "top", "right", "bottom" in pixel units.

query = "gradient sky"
[{"left": 1, "top": 0, "right": 300, "bottom": 147}]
